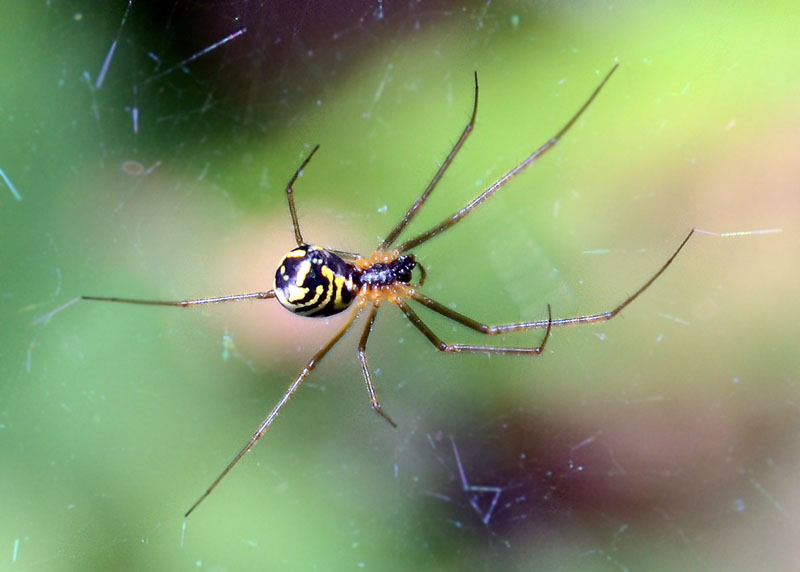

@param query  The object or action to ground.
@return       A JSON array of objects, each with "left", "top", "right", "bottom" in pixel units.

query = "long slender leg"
[
  {"left": 33, "top": 291, "right": 277, "bottom": 325},
  {"left": 356, "top": 300, "right": 397, "bottom": 427},
  {"left": 285, "top": 145, "right": 320, "bottom": 247},
  {"left": 379, "top": 72, "right": 480, "bottom": 250},
  {"left": 396, "top": 298, "right": 552, "bottom": 356},
  {"left": 396, "top": 64, "right": 618, "bottom": 254},
  {"left": 184, "top": 300, "right": 365, "bottom": 518},
  {"left": 408, "top": 228, "right": 695, "bottom": 332},
  {"left": 82, "top": 291, "right": 276, "bottom": 307}
]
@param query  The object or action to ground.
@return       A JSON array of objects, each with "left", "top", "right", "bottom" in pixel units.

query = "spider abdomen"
[{"left": 274, "top": 245, "right": 358, "bottom": 317}]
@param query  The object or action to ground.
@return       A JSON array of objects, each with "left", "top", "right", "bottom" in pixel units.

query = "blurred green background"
[{"left": 2, "top": 1, "right": 799, "bottom": 570}]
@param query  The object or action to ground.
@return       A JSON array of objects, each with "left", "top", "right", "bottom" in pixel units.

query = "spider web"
[{"left": 3, "top": 1, "right": 800, "bottom": 570}]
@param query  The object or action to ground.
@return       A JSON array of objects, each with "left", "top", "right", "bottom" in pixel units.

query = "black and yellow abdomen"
[{"left": 274, "top": 245, "right": 358, "bottom": 317}]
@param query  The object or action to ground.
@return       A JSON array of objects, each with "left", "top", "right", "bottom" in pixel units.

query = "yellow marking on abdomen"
[{"left": 294, "top": 260, "right": 312, "bottom": 286}]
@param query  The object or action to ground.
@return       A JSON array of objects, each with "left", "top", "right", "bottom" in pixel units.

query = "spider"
[{"left": 67, "top": 63, "right": 698, "bottom": 517}]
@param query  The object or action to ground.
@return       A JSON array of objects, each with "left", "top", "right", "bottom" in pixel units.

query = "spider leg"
[
  {"left": 540, "top": 228, "right": 698, "bottom": 327},
  {"left": 380, "top": 72, "right": 479, "bottom": 250},
  {"left": 407, "top": 228, "right": 696, "bottom": 332},
  {"left": 416, "top": 262, "right": 428, "bottom": 286},
  {"left": 33, "top": 291, "right": 278, "bottom": 324},
  {"left": 396, "top": 64, "right": 618, "bottom": 254},
  {"left": 285, "top": 145, "right": 320, "bottom": 247},
  {"left": 82, "top": 291, "right": 276, "bottom": 307},
  {"left": 184, "top": 300, "right": 364, "bottom": 518},
  {"left": 357, "top": 300, "right": 397, "bottom": 427},
  {"left": 396, "top": 298, "right": 552, "bottom": 356}
]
